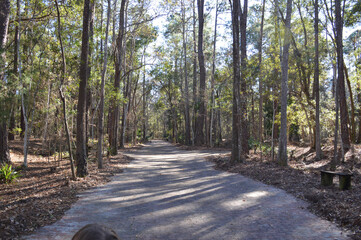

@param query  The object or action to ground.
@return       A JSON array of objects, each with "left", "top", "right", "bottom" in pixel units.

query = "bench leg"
[
  {"left": 321, "top": 172, "right": 334, "bottom": 186},
  {"left": 339, "top": 175, "right": 352, "bottom": 190}
]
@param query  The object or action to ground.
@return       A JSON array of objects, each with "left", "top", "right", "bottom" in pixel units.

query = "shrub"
[{"left": 0, "top": 164, "right": 21, "bottom": 184}]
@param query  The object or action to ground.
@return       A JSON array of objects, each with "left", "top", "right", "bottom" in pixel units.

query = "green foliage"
[{"left": 0, "top": 164, "right": 21, "bottom": 184}]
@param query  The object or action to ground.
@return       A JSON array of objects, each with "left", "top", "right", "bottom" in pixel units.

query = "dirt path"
[{"left": 22, "top": 140, "right": 349, "bottom": 240}]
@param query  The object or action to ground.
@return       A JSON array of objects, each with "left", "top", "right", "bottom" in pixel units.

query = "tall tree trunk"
[
  {"left": 278, "top": 0, "right": 292, "bottom": 166},
  {"left": 0, "top": 4, "right": 10, "bottom": 163},
  {"left": 343, "top": 62, "right": 356, "bottom": 142},
  {"left": 239, "top": 0, "right": 249, "bottom": 155},
  {"left": 335, "top": 0, "right": 350, "bottom": 152},
  {"left": 142, "top": 47, "right": 147, "bottom": 143},
  {"left": 209, "top": 0, "right": 218, "bottom": 147},
  {"left": 109, "top": 0, "right": 126, "bottom": 153},
  {"left": 231, "top": 0, "right": 241, "bottom": 162},
  {"left": 332, "top": 61, "right": 339, "bottom": 170},
  {"left": 195, "top": 0, "right": 206, "bottom": 146},
  {"left": 314, "top": 0, "right": 322, "bottom": 160},
  {"left": 9, "top": 11, "right": 19, "bottom": 142},
  {"left": 216, "top": 89, "right": 222, "bottom": 144},
  {"left": 42, "top": 81, "right": 52, "bottom": 147},
  {"left": 55, "top": 0, "right": 76, "bottom": 179},
  {"left": 16, "top": 1, "right": 29, "bottom": 168},
  {"left": 76, "top": 0, "right": 92, "bottom": 177},
  {"left": 192, "top": 0, "right": 197, "bottom": 146},
  {"left": 85, "top": 1, "right": 95, "bottom": 154},
  {"left": 258, "top": 0, "right": 265, "bottom": 159},
  {"left": 181, "top": 0, "right": 191, "bottom": 146}
]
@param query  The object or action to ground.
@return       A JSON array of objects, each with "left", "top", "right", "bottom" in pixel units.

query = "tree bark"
[
  {"left": 55, "top": 0, "right": 76, "bottom": 179},
  {"left": 239, "top": 0, "right": 249, "bottom": 155},
  {"left": 109, "top": 0, "right": 126, "bottom": 153},
  {"left": 231, "top": 0, "right": 241, "bottom": 162},
  {"left": 343, "top": 62, "right": 355, "bottom": 143},
  {"left": 314, "top": 0, "right": 322, "bottom": 160},
  {"left": 258, "top": 0, "right": 265, "bottom": 159},
  {"left": 195, "top": 0, "right": 206, "bottom": 146},
  {"left": 142, "top": 48, "right": 147, "bottom": 143},
  {"left": 0, "top": 0, "right": 11, "bottom": 164},
  {"left": 192, "top": 0, "right": 197, "bottom": 146},
  {"left": 181, "top": 0, "right": 191, "bottom": 146},
  {"left": 335, "top": 0, "right": 350, "bottom": 152},
  {"left": 278, "top": 0, "right": 292, "bottom": 166},
  {"left": 76, "top": 0, "right": 92, "bottom": 177},
  {"left": 209, "top": 0, "right": 218, "bottom": 147}
]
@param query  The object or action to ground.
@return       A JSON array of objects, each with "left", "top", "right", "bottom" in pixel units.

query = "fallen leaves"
[{"left": 0, "top": 140, "right": 135, "bottom": 239}]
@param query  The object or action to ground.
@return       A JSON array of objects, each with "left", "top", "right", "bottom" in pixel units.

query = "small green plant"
[{"left": 0, "top": 164, "right": 21, "bottom": 184}]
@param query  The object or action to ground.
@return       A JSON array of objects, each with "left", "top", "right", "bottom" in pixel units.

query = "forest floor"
[
  {"left": 195, "top": 143, "right": 361, "bottom": 239},
  {"left": 0, "top": 139, "right": 139, "bottom": 239}
]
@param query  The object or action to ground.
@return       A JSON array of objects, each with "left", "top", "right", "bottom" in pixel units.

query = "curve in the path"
[{"left": 23, "top": 140, "right": 349, "bottom": 240}]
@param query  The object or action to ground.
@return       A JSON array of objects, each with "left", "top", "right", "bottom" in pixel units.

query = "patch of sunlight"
[
  {"left": 244, "top": 191, "right": 269, "bottom": 198},
  {"left": 221, "top": 191, "right": 270, "bottom": 210},
  {"left": 141, "top": 203, "right": 198, "bottom": 219}
]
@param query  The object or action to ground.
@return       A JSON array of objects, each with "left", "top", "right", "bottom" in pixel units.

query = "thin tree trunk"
[
  {"left": 85, "top": 0, "right": 95, "bottom": 154},
  {"left": 181, "top": 0, "right": 191, "bottom": 145},
  {"left": 192, "top": 0, "right": 197, "bottom": 146},
  {"left": 239, "top": 0, "right": 249, "bottom": 155},
  {"left": 142, "top": 47, "right": 147, "bottom": 142},
  {"left": 258, "top": 0, "right": 265, "bottom": 159},
  {"left": 332, "top": 63, "right": 339, "bottom": 170},
  {"left": 97, "top": 0, "right": 111, "bottom": 169},
  {"left": 195, "top": 0, "right": 206, "bottom": 146},
  {"left": 314, "top": 0, "right": 322, "bottom": 160},
  {"left": 231, "top": 0, "right": 241, "bottom": 163},
  {"left": 17, "top": 2, "right": 29, "bottom": 168},
  {"left": 271, "top": 93, "right": 278, "bottom": 161},
  {"left": 9, "top": 10, "right": 19, "bottom": 142},
  {"left": 343, "top": 61, "right": 355, "bottom": 142},
  {"left": 76, "top": 0, "right": 92, "bottom": 177},
  {"left": 42, "top": 81, "right": 52, "bottom": 148},
  {"left": 278, "top": 0, "right": 292, "bottom": 166},
  {"left": 109, "top": 0, "right": 127, "bottom": 153},
  {"left": 0, "top": 2, "right": 10, "bottom": 163},
  {"left": 209, "top": 0, "right": 218, "bottom": 147}
]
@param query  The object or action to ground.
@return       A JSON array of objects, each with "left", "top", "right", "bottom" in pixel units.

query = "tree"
[
  {"left": 314, "top": 0, "right": 322, "bottom": 160},
  {"left": 239, "top": 0, "right": 249, "bottom": 155},
  {"left": 55, "top": 0, "right": 76, "bottom": 179},
  {"left": 181, "top": 0, "right": 191, "bottom": 145},
  {"left": 335, "top": 0, "right": 351, "bottom": 152},
  {"left": 209, "top": 0, "right": 219, "bottom": 147},
  {"left": 231, "top": 0, "right": 241, "bottom": 162},
  {"left": 97, "top": 0, "right": 111, "bottom": 169},
  {"left": 258, "top": 0, "right": 266, "bottom": 159},
  {"left": 278, "top": 0, "right": 293, "bottom": 166},
  {"left": 76, "top": 0, "right": 93, "bottom": 177},
  {"left": 195, "top": 0, "right": 206, "bottom": 146},
  {"left": 109, "top": 0, "right": 127, "bottom": 152},
  {"left": 0, "top": 0, "right": 11, "bottom": 164}
]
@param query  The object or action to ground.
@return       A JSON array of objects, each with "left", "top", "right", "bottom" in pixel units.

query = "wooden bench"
[{"left": 320, "top": 170, "right": 353, "bottom": 190}]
